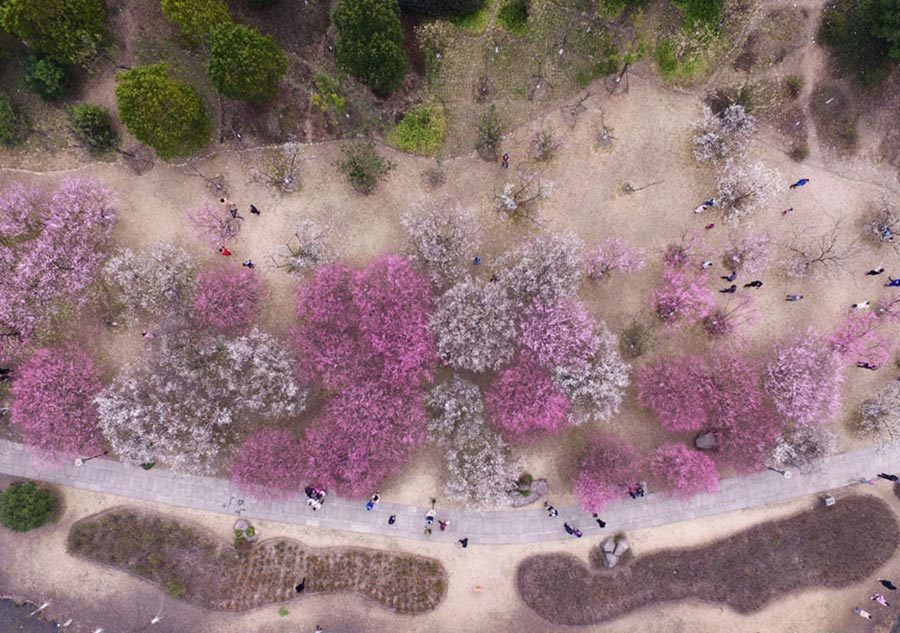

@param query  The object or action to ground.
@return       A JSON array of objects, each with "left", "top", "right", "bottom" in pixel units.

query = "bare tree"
[
  {"left": 781, "top": 219, "right": 858, "bottom": 278},
  {"left": 715, "top": 159, "right": 780, "bottom": 222},
  {"left": 856, "top": 382, "right": 900, "bottom": 447},
  {"left": 269, "top": 219, "right": 334, "bottom": 275},
  {"left": 494, "top": 171, "right": 552, "bottom": 223},
  {"left": 860, "top": 196, "right": 898, "bottom": 251},
  {"left": 255, "top": 143, "right": 301, "bottom": 194}
]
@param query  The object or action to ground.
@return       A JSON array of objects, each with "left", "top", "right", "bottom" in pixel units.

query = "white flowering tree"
[
  {"left": 769, "top": 425, "right": 837, "bottom": 473},
  {"left": 100, "top": 244, "right": 197, "bottom": 320},
  {"left": 96, "top": 328, "right": 306, "bottom": 473},
  {"left": 432, "top": 278, "right": 517, "bottom": 373},
  {"left": 400, "top": 202, "right": 480, "bottom": 288},
  {"left": 495, "top": 231, "right": 584, "bottom": 307},
  {"left": 857, "top": 383, "right": 900, "bottom": 446},
  {"left": 692, "top": 105, "right": 756, "bottom": 164},
  {"left": 715, "top": 159, "right": 780, "bottom": 222}
]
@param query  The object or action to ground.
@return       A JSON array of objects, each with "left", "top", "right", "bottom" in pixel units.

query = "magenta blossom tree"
[
  {"left": 650, "top": 444, "right": 719, "bottom": 497},
  {"left": 0, "top": 178, "right": 116, "bottom": 362},
  {"left": 194, "top": 266, "right": 264, "bottom": 333},
  {"left": 764, "top": 330, "right": 843, "bottom": 427},
  {"left": 185, "top": 201, "right": 241, "bottom": 248},
  {"left": 301, "top": 382, "right": 428, "bottom": 497},
  {"left": 294, "top": 256, "right": 435, "bottom": 390},
  {"left": 518, "top": 300, "right": 598, "bottom": 370},
  {"left": 229, "top": 428, "right": 305, "bottom": 500},
  {"left": 573, "top": 432, "right": 642, "bottom": 513},
  {"left": 653, "top": 267, "right": 715, "bottom": 327},
  {"left": 637, "top": 355, "right": 710, "bottom": 431},
  {"left": 586, "top": 237, "right": 646, "bottom": 282},
  {"left": 828, "top": 310, "right": 894, "bottom": 368},
  {"left": 10, "top": 345, "right": 103, "bottom": 457},
  {"left": 485, "top": 359, "right": 571, "bottom": 440}
]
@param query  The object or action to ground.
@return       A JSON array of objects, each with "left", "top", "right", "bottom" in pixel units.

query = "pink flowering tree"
[
  {"left": 193, "top": 266, "right": 264, "bottom": 333},
  {"left": 229, "top": 428, "right": 305, "bottom": 500},
  {"left": 518, "top": 300, "right": 598, "bottom": 370},
  {"left": 10, "top": 345, "right": 103, "bottom": 457},
  {"left": 828, "top": 311, "right": 894, "bottom": 368},
  {"left": 653, "top": 267, "right": 715, "bottom": 327},
  {"left": 186, "top": 201, "right": 241, "bottom": 249},
  {"left": 722, "top": 231, "right": 771, "bottom": 275},
  {"left": 294, "top": 256, "right": 435, "bottom": 390},
  {"left": 485, "top": 359, "right": 571, "bottom": 440},
  {"left": 302, "top": 382, "right": 428, "bottom": 497},
  {"left": 637, "top": 355, "right": 711, "bottom": 431},
  {"left": 650, "top": 444, "right": 719, "bottom": 497},
  {"left": 0, "top": 178, "right": 116, "bottom": 362},
  {"left": 764, "top": 330, "right": 843, "bottom": 427},
  {"left": 586, "top": 237, "right": 646, "bottom": 282},
  {"left": 573, "top": 432, "right": 642, "bottom": 512}
]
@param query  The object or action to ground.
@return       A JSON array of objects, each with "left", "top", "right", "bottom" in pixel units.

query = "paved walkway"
[{"left": 0, "top": 439, "right": 897, "bottom": 545}]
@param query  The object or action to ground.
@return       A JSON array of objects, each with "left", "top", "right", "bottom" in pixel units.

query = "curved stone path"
[{"left": 0, "top": 439, "right": 897, "bottom": 544}]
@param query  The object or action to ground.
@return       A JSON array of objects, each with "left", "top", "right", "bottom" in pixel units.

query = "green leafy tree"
[
  {"left": 333, "top": 0, "right": 407, "bottom": 95},
  {"left": 398, "top": 0, "right": 483, "bottom": 15},
  {"left": 161, "top": 0, "right": 233, "bottom": 46},
  {"left": 820, "top": 0, "right": 900, "bottom": 86},
  {"left": 337, "top": 142, "right": 394, "bottom": 194},
  {"left": 0, "top": 93, "right": 22, "bottom": 146},
  {"left": 0, "top": 0, "right": 107, "bottom": 66},
  {"left": 115, "top": 64, "right": 210, "bottom": 159},
  {"left": 68, "top": 104, "right": 120, "bottom": 154},
  {"left": 207, "top": 24, "right": 287, "bottom": 104},
  {"left": 0, "top": 481, "right": 56, "bottom": 532},
  {"left": 25, "top": 56, "right": 69, "bottom": 100}
]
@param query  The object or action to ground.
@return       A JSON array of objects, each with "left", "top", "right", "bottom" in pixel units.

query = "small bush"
[
  {"left": 498, "top": 0, "right": 529, "bottom": 34},
  {"left": 599, "top": 0, "right": 650, "bottom": 18},
  {"left": 475, "top": 103, "right": 502, "bottom": 161},
  {"left": 785, "top": 75, "right": 804, "bottom": 99},
  {"left": 165, "top": 580, "right": 187, "bottom": 598},
  {"left": 161, "top": 0, "right": 233, "bottom": 46},
  {"left": 337, "top": 142, "right": 394, "bottom": 194},
  {"left": 0, "top": 481, "right": 56, "bottom": 532},
  {"left": 310, "top": 74, "right": 346, "bottom": 124},
  {"left": 0, "top": 93, "right": 21, "bottom": 146},
  {"left": 68, "top": 104, "right": 119, "bottom": 154},
  {"left": 673, "top": 0, "right": 725, "bottom": 27},
  {"left": 529, "top": 127, "right": 559, "bottom": 161},
  {"left": 387, "top": 102, "right": 446, "bottom": 155},
  {"left": 655, "top": 39, "right": 678, "bottom": 75},
  {"left": 25, "top": 57, "right": 69, "bottom": 100}
]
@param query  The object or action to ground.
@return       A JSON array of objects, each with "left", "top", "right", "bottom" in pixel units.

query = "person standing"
[
  {"left": 295, "top": 577, "right": 306, "bottom": 593},
  {"left": 249, "top": 204, "right": 261, "bottom": 216},
  {"left": 871, "top": 593, "right": 890, "bottom": 607},
  {"left": 242, "top": 259, "right": 255, "bottom": 269},
  {"left": 388, "top": 514, "right": 397, "bottom": 525},
  {"left": 878, "top": 578, "right": 898, "bottom": 590},
  {"left": 866, "top": 267, "right": 884, "bottom": 276},
  {"left": 365, "top": 493, "right": 380, "bottom": 511},
  {"left": 789, "top": 178, "right": 810, "bottom": 189},
  {"left": 853, "top": 607, "right": 872, "bottom": 620},
  {"left": 501, "top": 153, "right": 510, "bottom": 169},
  {"left": 458, "top": 537, "right": 469, "bottom": 548},
  {"left": 218, "top": 246, "right": 231, "bottom": 257},
  {"left": 563, "top": 522, "right": 575, "bottom": 536},
  {"left": 592, "top": 513, "right": 606, "bottom": 528}
]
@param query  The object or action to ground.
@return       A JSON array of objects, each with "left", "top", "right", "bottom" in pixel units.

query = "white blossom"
[
  {"left": 495, "top": 231, "right": 584, "bottom": 307},
  {"left": 715, "top": 159, "right": 780, "bottom": 222},
  {"left": 100, "top": 244, "right": 196, "bottom": 320},
  {"left": 401, "top": 202, "right": 479, "bottom": 288}
]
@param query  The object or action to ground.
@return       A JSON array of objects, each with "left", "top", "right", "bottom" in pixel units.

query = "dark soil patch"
[
  {"left": 517, "top": 495, "right": 899, "bottom": 625},
  {"left": 68, "top": 507, "right": 446, "bottom": 614},
  {"left": 732, "top": 6, "right": 807, "bottom": 73},
  {"left": 809, "top": 82, "right": 859, "bottom": 155}
]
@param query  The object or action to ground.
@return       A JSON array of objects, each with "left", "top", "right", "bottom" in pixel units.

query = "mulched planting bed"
[
  {"left": 67, "top": 507, "right": 446, "bottom": 614},
  {"left": 517, "top": 495, "right": 898, "bottom": 625}
]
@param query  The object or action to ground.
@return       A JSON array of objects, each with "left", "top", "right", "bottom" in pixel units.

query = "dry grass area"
[
  {"left": 517, "top": 495, "right": 899, "bottom": 626},
  {"left": 67, "top": 507, "right": 446, "bottom": 614}
]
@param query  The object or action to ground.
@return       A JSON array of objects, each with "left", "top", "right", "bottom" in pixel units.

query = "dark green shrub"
[
  {"left": 498, "top": 0, "right": 529, "bottom": 34},
  {"left": 789, "top": 143, "right": 809, "bottom": 162},
  {"left": 475, "top": 103, "right": 502, "bottom": 161},
  {"left": 673, "top": 0, "right": 725, "bottom": 27},
  {"left": 398, "top": 0, "right": 483, "bottom": 15},
  {"left": 246, "top": 0, "right": 279, "bottom": 7},
  {"left": 785, "top": 75, "right": 804, "bottom": 98},
  {"left": 0, "top": 481, "right": 56, "bottom": 532},
  {"left": 115, "top": 64, "right": 210, "bottom": 159},
  {"left": 0, "top": 0, "right": 107, "bottom": 66},
  {"left": 386, "top": 102, "right": 446, "bottom": 155},
  {"left": 337, "top": 142, "right": 394, "bottom": 194},
  {"left": 25, "top": 56, "right": 69, "bottom": 100},
  {"left": 161, "top": 0, "right": 233, "bottom": 46},
  {"left": 819, "top": 0, "right": 899, "bottom": 86},
  {"left": 655, "top": 39, "right": 678, "bottom": 75},
  {"left": 0, "top": 93, "right": 22, "bottom": 146},
  {"left": 68, "top": 104, "right": 119, "bottom": 154},
  {"left": 620, "top": 320, "right": 652, "bottom": 359},
  {"left": 333, "top": 0, "right": 407, "bottom": 95},
  {"left": 207, "top": 24, "right": 287, "bottom": 104}
]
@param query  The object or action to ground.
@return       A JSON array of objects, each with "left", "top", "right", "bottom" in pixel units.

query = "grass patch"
[
  {"left": 517, "top": 495, "right": 898, "bottom": 625},
  {"left": 68, "top": 507, "right": 447, "bottom": 614},
  {"left": 809, "top": 82, "right": 859, "bottom": 154},
  {"left": 448, "top": 0, "right": 495, "bottom": 33},
  {"left": 654, "top": 30, "right": 718, "bottom": 84},
  {"left": 673, "top": 0, "right": 725, "bottom": 28},
  {"left": 497, "top": 0, "right": 529, "bottom": 35},
  {"left": 386, "top": 102, "right": 447, "bottom": 155}
]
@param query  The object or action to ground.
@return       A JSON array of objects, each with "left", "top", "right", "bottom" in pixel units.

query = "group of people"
[
  {"left": 305, "top": 486, "right": 326, "bottom": 511},
  {"left": 853, "top": 578, "right": 896, "bottom": 620},
  {"left": 216, "top": 197, "right": 260, "bottom": 268},
  {"left": 544, "top": 500, "right": 607, "bottom": 537}
]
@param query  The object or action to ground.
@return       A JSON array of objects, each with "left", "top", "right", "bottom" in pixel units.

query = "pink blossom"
[
  {"left": 485, "top": 358, "right": 571, "bottom": 440},
  {"left": 229, "top": 428, "right": 305, "bottom": 500},
  {"left": 637, "top": 355, "right": 710, "bottom": 431},
  {"left": 653, "top": 267, "right": 715, "bottom": 327},
  {"left": 828, "top": 310, "right": 893, "bottom": 367},
  {"left": 10, "top": 345, "right": 103, "bottom": 457},
  {"left": 573, "top": 432, "right": 642, "bottom": 513},
  {"left": 193, "top": 266, "right": 264, "bottom": 333},
  {"left": 650, "top": 443, "right": 719, "bottom": 497},
  {"left": 518, "top": 300, "right": 598, "bottom": 369},
  {"left": 586, "top": 237, "right": 646, "bottom": 281},
  {"left": 185, "top": 201, "right": 241, "bottom": 248}
]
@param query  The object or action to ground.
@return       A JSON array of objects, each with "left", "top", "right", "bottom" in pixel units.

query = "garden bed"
[
  {"left": 67, "top": 507, "right": 446, "bottom": 614},
  {"left": 517, "top": 495, "right": 898, "bottom": 625}
]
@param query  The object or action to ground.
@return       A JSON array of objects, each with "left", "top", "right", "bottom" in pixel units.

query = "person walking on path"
[
  {"left": 866, "top": 267, "right": 885, "bottom": 276},
  {"left": 218, "top": 246, "right": 231, "bottom": 257},
  {"left": 853, "top": 607, "right": 872, "bottom": 620},
  {"left": 852, "top": 301, "right": 871, "bottom": 310},
  {"left": 704, "top": 223, "right": 715, "bottom": 230},
  {"left": 701, "top": 260, "right": 713, "bottom": 269},
  {"left": 458, "top": 537, "right": 469, "bottom": 548},
  {"left": 878, "top": 473, "right": 900, "bottom": 482},
  {"left": 789, "top": 178, "right": 810, "bottom": 189},
  {"left": 543, "top": 501, "right": 559, "bottom": 517},
  {"left": 473, "top": 256, "right": 481, "bottom": 265},
  {"left": 719, "top": 284, "right": 737, "bottom": 294},
  {"left": 439, "top": 520, "right": 448, "bottom": 531},
  {"left": 786, "top": 294, "right": 803, "bottom": 302},
  {"left": 242, "top": 259, "right": 254, "bottom": 269},
  {"left": 871, "top": 594, "right": 890, "bottom": 607},
  {"left": 295, "top": 577, "right": 306, "bottom": 593},
  {"left": 856, "top": 362, "right": 878, "bottom": 371},
  {"left": 501, "top": 153, "right": 510, "bottom": 169},
  {"left": 592, "top": 513, "right": 606, "bottom": 528},
  {"left": 229, "top": 207, "right": 244, "bottom": 220},
  {"left": 388, "top": 514, "right": 396, "bottom": 525},
  {"left": 563, "top": 522, "right": 575, "bottom": 536},
  {"left": 879, "top": 579, "right": 897, "bottom": 590},
  {"left": 886, "top": 277, "right": 900, "bottom": 287},
  {"left": 365, "top": 493, "right": 380, "bottom": 511},
  {"left": 426, "top": 508, "right": 436, "bottom": 526},
  {"left": 249, "top": 204, "right": 260, "bottom": 216},
  {"left": 722, "top": 271, "right": 737, "bottom": 282},
  {"left": 781, "top": 207, "right": 793, "bottom": 217},
  {"left": 744, "top": 280, "right": 763, "bottom": 288}
]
